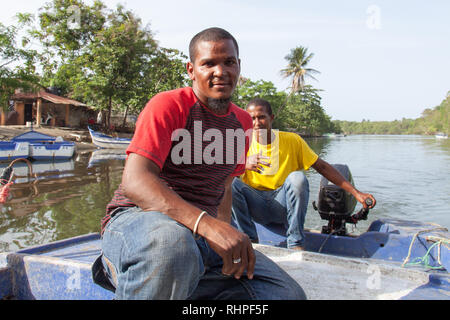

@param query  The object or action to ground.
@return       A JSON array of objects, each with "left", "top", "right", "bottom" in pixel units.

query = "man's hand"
[
  {"left": 246, "top": 152, "right": 270, "bottom": 173},
  {"left": 354, "top": 191, "right": 376, "bottom": 209},
  {"left": 123, "top": 153, "right": 256, "bottom": 280},
  {"left": 312, "top": 158, "right": 376, "bottom": 209},
  {"left": 198, "top": 215, "right": 255, "bottom": 280}
]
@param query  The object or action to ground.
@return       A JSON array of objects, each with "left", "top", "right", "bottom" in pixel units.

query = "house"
[{"left": 1, "top": 88, "right": 97, "bottom": 128}]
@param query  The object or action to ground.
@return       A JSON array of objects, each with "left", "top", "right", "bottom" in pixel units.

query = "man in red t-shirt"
[{"left": 92, "top": 28, "right": 306, "bottom": 300}]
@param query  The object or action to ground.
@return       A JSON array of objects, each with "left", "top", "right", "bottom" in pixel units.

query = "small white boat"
[
  {"left": 435, "top": 133, "right": 448, "bottom": 139},
  {"left": 11, "top": 131, "right": 76, "bottom": 160},
  {"left": 88, "top": 126, "right": 131, "bottom": 149},
  {"left": 323, "top": 133, "right": 345, "bottom": 138},
  {"left": 0, "top": 141, "right": 30, "bottom": 161}
]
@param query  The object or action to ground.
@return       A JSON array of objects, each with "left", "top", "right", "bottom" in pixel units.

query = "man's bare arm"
[
  {"left": 311, "top": 158, "right": 376, "bottom": 209},
  {"left": 121, "top": 153, "right": 255, "bottom": 279}
]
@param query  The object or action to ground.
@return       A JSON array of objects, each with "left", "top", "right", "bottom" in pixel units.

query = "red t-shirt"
[{"left": 102, "top": 87, "right": 252, "bottom": 232}]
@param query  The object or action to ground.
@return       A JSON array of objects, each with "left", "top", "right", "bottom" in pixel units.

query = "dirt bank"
[{"left": 0, "top": 125, "right": 133, "bottom": 152}]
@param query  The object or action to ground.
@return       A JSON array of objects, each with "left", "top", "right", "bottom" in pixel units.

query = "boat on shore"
[{"left": 88, "top": 126, "right": 131, "bottom": 149}]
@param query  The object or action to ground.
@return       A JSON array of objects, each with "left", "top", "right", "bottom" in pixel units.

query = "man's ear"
[{"left": 186, "top": 62, "right": 195, "bottom": 81}]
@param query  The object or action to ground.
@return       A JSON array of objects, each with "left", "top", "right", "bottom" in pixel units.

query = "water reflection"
[
  {"left": 0, "top": 152, "right": 125, "bottom": 252},
  {"left": 1, "top": 135, "right": 449, "bottom": 252},
  {"left": 304, "top": 137, "right": 332, "bottom": 158},
  {"left": 304, "top": 135, "right": 450, "bottom": 233}
]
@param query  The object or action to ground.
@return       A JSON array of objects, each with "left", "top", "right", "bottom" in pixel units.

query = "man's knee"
[
  {"left": 284, "top": 171, "right": 309, "bottom": 192},
  {"left": 141, "top": 214, "right": 200, "bottom": 264},
  {"left": 117, "top": 211, "right": 201, "bottom": 269},
  {"left": 232, "top": 177, "right": 246, "bottom": 194}
]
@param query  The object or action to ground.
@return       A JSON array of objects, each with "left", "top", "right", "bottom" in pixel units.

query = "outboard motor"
[{"left": 312, "top": 164, "right": 372, "bottom": 236}]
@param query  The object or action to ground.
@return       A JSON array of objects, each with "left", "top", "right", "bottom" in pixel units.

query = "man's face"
[
  {"left": 187, "top": 39, "right": 241, "bottom": 109},
  {"left": 246, "top": 105, "right": 274, "bottom": 132},
  {"left": 246, "top": 104, "right": 274, "bottom": 143}
]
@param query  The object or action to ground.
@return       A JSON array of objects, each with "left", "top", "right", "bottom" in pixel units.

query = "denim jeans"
[
  {"left": 231, "top": 171, "right": 309, "bottom": 248},
  {"left": 94, "top": 206, "right": 306, "bottom": 300}
]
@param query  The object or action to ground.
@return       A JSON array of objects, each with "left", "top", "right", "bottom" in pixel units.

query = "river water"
[{"left": 0, "top": 135, "right": 449, "bottom": 252}]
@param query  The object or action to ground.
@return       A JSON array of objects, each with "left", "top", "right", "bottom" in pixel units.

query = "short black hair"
[
  {"left": 189, "top": 27, "right": 239, "bottom": 62},
  {"left": 246, "top": 98, "right": 273, "bottom": 116}
]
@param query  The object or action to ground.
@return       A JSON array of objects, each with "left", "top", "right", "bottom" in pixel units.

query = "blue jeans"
[
  {"left": 96, "top": 206, "right": 306, "bottom": 300},
  {"left": 231, "top": 171, "right": 309, "bottom": 248}
]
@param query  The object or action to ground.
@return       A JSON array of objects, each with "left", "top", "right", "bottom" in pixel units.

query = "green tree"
[
  {"left": 0, "top": 21, "right": 39, "bottom": 110},
  {"left": 284, "top": 86, "right": 333, "bottom": 136},
  {"left": 278, "top": 46, "right": 320, "bottom": 116},
  {"left": 73, "top": 4, "right": 158, "bottom": 128},
  {"left": 231, "top": 77, "right": 287, "bottom": 129},
  {"left": 25, "top": 0, "right": 189, "bottom": 129},
  {"left": 280, "top": 46, "right": 320, "bottom": 94}
]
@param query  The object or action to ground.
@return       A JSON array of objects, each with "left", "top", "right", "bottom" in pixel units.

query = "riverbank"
[{"left": 0, "top": 125, "right": 133, "bottom": 152}]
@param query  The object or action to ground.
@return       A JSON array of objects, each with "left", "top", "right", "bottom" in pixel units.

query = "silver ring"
[{"left": 233, "top": 258, "right": 241, "bottom": 264}]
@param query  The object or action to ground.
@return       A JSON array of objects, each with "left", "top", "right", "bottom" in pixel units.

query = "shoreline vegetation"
[
  {"left": 1, "top": 0, "right": 448, "bottom": 139},
  {"left": 332, "top": 93, "right": 449, "bottom": 137}
]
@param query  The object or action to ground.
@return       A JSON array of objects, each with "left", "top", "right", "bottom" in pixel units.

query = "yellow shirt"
[{"left": 242, "top": 131, "right": 318, "bottom": 191}]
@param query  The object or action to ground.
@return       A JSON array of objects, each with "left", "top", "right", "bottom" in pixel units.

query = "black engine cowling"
[{"left": 313, "top": 164, "right": 362, "bottom": 235}]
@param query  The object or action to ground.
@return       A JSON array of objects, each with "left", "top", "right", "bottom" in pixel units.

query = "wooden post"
[
  {"left": 15, "top": 102, "right": 25, "bottom": 125},
  {"left": 65, "top": 104, "right": 70, "bottom": 127},
  {"left": 36, "top": 98, "right": 42, "bottom": 127},
  {"left": 0, "top": 110, "right": 5, "bottom": 125}
]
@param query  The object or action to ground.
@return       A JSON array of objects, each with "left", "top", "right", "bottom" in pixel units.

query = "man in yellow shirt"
[{"left": 232, "top": 98, "right": 376, "bottom": 250}]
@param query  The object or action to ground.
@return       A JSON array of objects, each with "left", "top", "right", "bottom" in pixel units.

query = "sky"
[{"left": 1, "top": 0, "right": 449, "bottom": 121}]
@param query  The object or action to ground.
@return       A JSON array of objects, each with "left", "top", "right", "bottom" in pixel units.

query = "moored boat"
[
  {"left": 435, "top": 133, "right": 448, "bottom": 139},
  {"left": 0, "top": 141, "right": 30, "bottom": 161},
  {"left": 88, "top": 126, "right": 131, "bottom": 149},
  {"left": 10, "top": 130, "right": 75, "bottom": 160}
]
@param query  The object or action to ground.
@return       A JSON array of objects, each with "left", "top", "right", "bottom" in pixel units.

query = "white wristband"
[{"left": 193, "top": 211, "right": 208, "bottom": 240}]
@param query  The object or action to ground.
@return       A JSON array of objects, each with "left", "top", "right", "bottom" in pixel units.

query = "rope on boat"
[
  {"left": 401, "top": 226, "right": 449, "bottom": 270},
  {"left": 0, "top": 158, "right": 35, "bottom": 204}
]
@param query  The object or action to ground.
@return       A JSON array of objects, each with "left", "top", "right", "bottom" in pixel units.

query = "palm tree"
[
  {"left": 277, "top": 46, "right": 320, "bottom": 116},
  {"left": 280, "top": 46, "right": 320, "bottom": 94}
]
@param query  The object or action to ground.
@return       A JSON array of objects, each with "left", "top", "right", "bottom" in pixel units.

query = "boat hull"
[
  {"left": 0, "top": 218, "right": 448, "bottom": 300},
  {"left": 0, "top": 142, "right": 30, "bottom": 161},
  {"left": 88, "top": 127, "right": 131, "bottom": 149},
  {"left": 90, "top": 139, "right": 130, "bottom": 149},
  {"left": 29, "top": 142, "right": 76, "bottom": 160},
  {"left": 6, "top": 130, "right": 76, "bottom": 160}
]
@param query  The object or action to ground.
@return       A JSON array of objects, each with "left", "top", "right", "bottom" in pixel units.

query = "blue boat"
[
  {"left": 10, "top": 131, "right": 75, "bottom": 160},
  {"left": 0, "top": 141, "right": 30, "bottom": 161},
  {"left": 0, "top": 163, "right": 448, "bottom": 300},
  {"left": 0, "top": 217, "right": 448, "bottom": 300}
]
